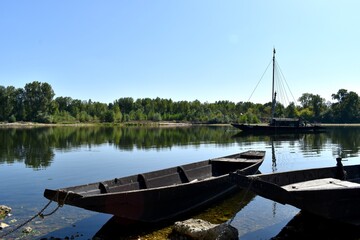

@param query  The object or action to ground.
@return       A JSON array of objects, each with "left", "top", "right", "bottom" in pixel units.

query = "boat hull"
[
  {"left": 231, "top": 123, "right": 325, "bottom": 133},
  {"left": 44, "top": 150, "right": 265, "bottom": 223},
  {"left": 230, "top": 164, "right": 360, "bottom": 225}
]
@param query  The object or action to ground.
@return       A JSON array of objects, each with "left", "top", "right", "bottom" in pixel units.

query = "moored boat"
[
  {"left": 232, "top": 49, "right": 325, "bottom": 133},
  {"left": 44, "top": 150, "right": 265, "bottom": 223},
  {"left": 230, "top": 157, "right": 360, "bottom": 225}
]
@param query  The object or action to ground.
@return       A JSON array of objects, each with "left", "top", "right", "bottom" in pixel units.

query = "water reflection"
[
  {"left": 0, "top": 126, "right": 234, "bottom": 169},
  {"left": 1, "top": 126, "right": 360, "bottom": 169},
  {"left": 272, "top": 211, "right": 360, "bottom": 240},
  {"left": 92, "top": 190, "right": 255, "bottom": 240}
]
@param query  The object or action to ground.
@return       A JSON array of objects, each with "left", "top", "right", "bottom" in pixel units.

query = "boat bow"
[{"left": 44, "top": 189, "right": 83, "bottom": 205}]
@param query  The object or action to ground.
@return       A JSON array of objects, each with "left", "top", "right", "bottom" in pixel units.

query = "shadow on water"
[
  {"left": 271, "top": 211, "right": 360, "bottom": 240},
  {"left": 93, "top": 190, "right": 255, "bottom": 240},
  {"left": 40, "top": 190, "right": 255, "bottom": 240}
]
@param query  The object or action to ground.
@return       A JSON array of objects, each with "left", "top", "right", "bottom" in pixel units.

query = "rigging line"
[
  {"left": 247, "top": 58, "right": 272, "bottom": 102},
  {"left": 275, "top": 65, "right": 290, "bottom": 106},
  {"left": 275, "top": 60, "right": 297, "bottom": 104}
]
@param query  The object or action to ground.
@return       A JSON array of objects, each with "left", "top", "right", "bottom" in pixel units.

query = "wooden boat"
[
  {"left": 231, "top": 121, "right": 325, "bottom": 134},
  {"left": 230, "top": 157, "right": 360, "bottom": 225},
  {"left": 44, "top": 150, "right": 265, "bottom": 223},
  {"left": 231, "top": 49, "right": 325, "bottom": 134}
]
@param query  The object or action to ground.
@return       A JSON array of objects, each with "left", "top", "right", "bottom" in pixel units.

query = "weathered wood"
[
  {"left": 230, "top": 163, "right": 360, "bottom": 225},
  {"left": 44, "top": 150, "right": 265, "bottom": 223}
]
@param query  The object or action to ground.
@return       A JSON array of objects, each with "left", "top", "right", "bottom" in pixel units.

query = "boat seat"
[
  {"left": 212, "top": 158, "right": 259, "bottom": 163},
  {"left": 146, "top": 172, "right": 183, "bottom": 188},
  {"left": 138, "top": 174, "right": 148, "bottom": 189},
  {"left": 185, "top": 165, "right": 212, "bottom": 181},
  {"left": 107, "top": 182, "right": 141, "bottom": 193},
  {"left": 99, "top": 182, "right": 110, "bottom": 193},
  {"left": 177, "top": 166, "right": 190, "bottom": 183}
]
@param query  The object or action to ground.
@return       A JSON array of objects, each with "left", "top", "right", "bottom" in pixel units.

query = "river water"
[{"left": 0, "top": 125, "right": 360, "bottom": 239}]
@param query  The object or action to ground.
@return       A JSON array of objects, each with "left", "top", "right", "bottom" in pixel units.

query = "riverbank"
[
  {"left": 0, "top": 121, "right": 195, "bottom": 128},
  {"left": 1, "top": 121, "right": 360, "bottom": 129}
]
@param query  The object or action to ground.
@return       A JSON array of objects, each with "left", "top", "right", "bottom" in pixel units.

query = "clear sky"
[{"left": 1, "top": 1, "right": 359, "bottom": 105}]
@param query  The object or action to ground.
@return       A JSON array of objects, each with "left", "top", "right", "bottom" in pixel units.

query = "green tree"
[
  {"left": 331, "top": 89, "right": 360, "bottom": 123},
  {"left": 23, "top": 81, "right": 55, "bottom": 122},
  {"left": 298, "top": 93, "right": 326, "bottom": 121},
  {"left": 0, "top": 86, "right": 12, "bottom": 121}
]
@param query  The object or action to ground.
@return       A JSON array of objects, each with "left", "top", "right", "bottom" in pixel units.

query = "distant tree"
[
  {"left": 116, "top": 97, "right": 134, "bottom": 115},
  {"left": 331, "top": 89, "right": 360, "bottom": 123},
  {"left": 111, "top": 104, "right": 122, "bottom": 122},
  {"left": 298, "top": 93, "right": 326, "bottom": 121},
  {"left": 13, "top": 88, "right": 26, "bottom": 121},
  {"left": 284, "top": 102, "right": 297, "bottom": 118},
  {"left": 23, "top": 81, "right": 55, "bottom": 122}
]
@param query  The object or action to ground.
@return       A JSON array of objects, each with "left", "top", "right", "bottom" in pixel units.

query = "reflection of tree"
[
  {"left": 327, "top": 127, "right": 360, "bottom": 158},
  {"left": 0, "top": 126, "right": 235, "bottom": 169},
  {"left": 298, "top": 133, "right": 327, "bottom": 155},
  {"left": 0, "top": 128, "right": 55, "bottom": 169},
  {"left": 232, "top": 128, "right": 360, "bottom": 159},
  {"left": 1, "top": 126, "right": 360, "bottom": 169}
]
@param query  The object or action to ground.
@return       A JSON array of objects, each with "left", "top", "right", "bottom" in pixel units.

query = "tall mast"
[{"left": 271, "top": 48, "right": 276, "bottom": 120}]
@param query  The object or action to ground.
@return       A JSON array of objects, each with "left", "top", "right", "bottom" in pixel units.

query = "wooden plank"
[
  {"left": 282, "top": 178, "right": 360, "bottom": 191},
  {"left": 213, "top": 158, "right": 259, "bottom": 163}
]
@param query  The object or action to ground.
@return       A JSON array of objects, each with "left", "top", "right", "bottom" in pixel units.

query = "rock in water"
[
  {"left": 22, "top": 226, "right": 32, "bottom": 233},
  {"left": 0, "top": 222, "right": 10, "bottom": 230},
  {"left": 172, "top": 218, "right": 238, "bottom": 240},
  {"left": 0, "top": 205, "right": 11, "bottom": 219}
]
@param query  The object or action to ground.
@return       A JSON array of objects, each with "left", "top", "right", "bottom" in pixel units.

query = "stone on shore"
[{"left": 172, "top": 218, "right": 238, "bottom": 240}]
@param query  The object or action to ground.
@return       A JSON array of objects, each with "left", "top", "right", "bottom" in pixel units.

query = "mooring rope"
[
  {"left": 0, "top": 190, "right": 68, "bottom": 239},
  {"left": 227, "top": 174, "right": 255, "bottom": 226}
]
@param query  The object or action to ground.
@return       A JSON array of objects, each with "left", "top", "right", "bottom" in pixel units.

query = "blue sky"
[{"left": 1, "top": 1, "right": 359, "bottom": 105}]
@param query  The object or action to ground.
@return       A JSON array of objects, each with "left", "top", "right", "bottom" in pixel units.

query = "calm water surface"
[{"left": 0, "top": 125, "right": 360, "bottom": 239}]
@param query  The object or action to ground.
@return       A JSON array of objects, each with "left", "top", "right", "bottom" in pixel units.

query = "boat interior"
[{"left": 63, "top": 152, "right": 264, "bottom": 197}]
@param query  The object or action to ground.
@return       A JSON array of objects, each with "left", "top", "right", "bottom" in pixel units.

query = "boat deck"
[
  {"left": 282, "top": 178, "right": 360, "bottom": 191},
  {"left": 212, "top": 158, "right": 261, "bottom": 163}
]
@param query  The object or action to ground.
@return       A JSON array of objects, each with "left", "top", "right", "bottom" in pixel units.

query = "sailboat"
[{"left": 232, "top": 49, "right": 325, "bottom": 133}]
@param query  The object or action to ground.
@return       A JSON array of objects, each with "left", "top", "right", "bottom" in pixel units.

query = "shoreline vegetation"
[
  {"left": 1, "top": 81, "right": 360, "bottom": 126},
  {"left": 0, "top": 121, "right": 207, "bottom": 128},
  {"left": 1, "top": 121, "right": 360, "bottom": 128}
]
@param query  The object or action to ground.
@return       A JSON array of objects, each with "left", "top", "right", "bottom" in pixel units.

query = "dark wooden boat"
[
  {"left": 44, "top": 150, "right": 265, "bottom": 223},
  {"left": 230, "top": 157, "right": 360, "bottom": 225},
  {"left": 231, "top": 121, "right": 325, "bottom": 134},
  {"left": 231, "top": 49, "right": 325, "bottom": 134}
]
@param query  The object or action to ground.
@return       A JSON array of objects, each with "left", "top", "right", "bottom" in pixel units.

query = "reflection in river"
[
  {"left": 91, "top": 190, "right": 255, "bottom": 240},
  {"left": 1, "top": 125, "right": 360, "bottom": 239},
  {"left": 272, "top": 211, "right": 360, "bottom": 240},
  {"left": 0, "top": 126, "right": 234, "bottom": 169},
  {"left": 1, "top": 126, "right": 360, "bottom": 169}
]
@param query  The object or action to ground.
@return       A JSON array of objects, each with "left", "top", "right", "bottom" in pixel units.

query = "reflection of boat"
[
  {"left": 93, "top": 190, "right": 256, "bottom": 239},
  {"left": 231, "top": 49, "right": 325, "bottom": 134},
  {"left": 231, "top": 131, "right": 306, "bottom": 140},
  {"left": 273, "top": 211, "right": 360, "bottom": 239},
  {"left": 230, "top": 157, "right": 360, "bottom": 225},
  {"left": 44, "top": 150, "right": 265, "bottom": 223}
]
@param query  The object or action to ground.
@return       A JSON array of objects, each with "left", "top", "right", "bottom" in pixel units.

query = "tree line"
[{"left": 0, "top": 81, "right": 359, "bottom": 124}]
